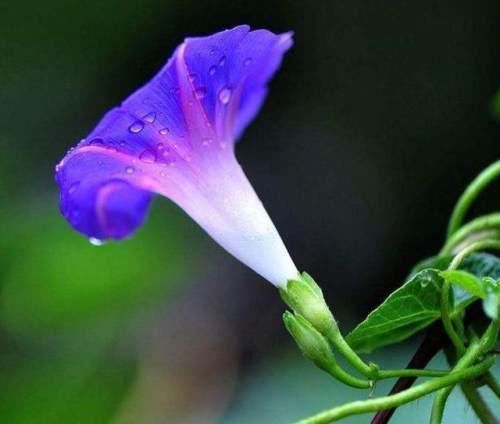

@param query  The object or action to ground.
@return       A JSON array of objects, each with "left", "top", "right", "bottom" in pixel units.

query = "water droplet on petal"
[
  {"left": 89, "top": 237, "right": 105, "bottom": 246},
  {"left": 68, "top": 181, "right": 80, "bottom": 194},
  {"left": 218, "top": 87, "right": 231, "bottom": 104},
  {"left": 129, "top": 121, "right": 144, "bottom": 134},
  {"left": 139, "top": 150, "right": 156, "bottom": 164},
  {"left": 209, "top": 48, "right": 216, "bottom": 56},
  {"left": 89, "top": 138, "right": 104, "bottom": 145},
  {"left": 189, "top": 73, "right": 197, "bottom": 82},
  {"left": 125, "top": 166, "right": 135, "bottom": 174},
  {"left": 218, "top": 56, "right": 226, "bottom": 66},
  {"left": 143, "top": 112, "right": 156, "bottom": 123},
  {"left": 159, "top": 146, "right": 170, "bottom": 158},
  {"left": 208, "top": 65, "right": 217, "bottom": 76},
  {"left": 159, "top": 128, "right": 170, "bottom": 136},
  {"left": 244, "top": 57, "right": 252, "bottom": 66},
  {"left": 194, "top": 86, "right": 207, "bottom": 99}
]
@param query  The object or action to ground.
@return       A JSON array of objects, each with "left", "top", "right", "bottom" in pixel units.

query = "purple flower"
[{"left": 55, "top": 25, "right": 298, "bottom": 286}]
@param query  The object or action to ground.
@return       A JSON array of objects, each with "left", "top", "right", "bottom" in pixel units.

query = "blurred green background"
[{"left": 0, "top": 1, "right": 499, "bottom": 423}]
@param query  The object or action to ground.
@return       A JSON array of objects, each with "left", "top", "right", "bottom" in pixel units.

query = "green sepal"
[
  {"left": 283, "top": 311, "right": 336, "bottom": 372},
  {"left": 280, "top": 272, "right": 335, "bottom": 334}
]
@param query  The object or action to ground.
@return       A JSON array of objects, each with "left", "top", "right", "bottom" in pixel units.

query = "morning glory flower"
[{"left": 55, "top": 25, "right": 298, "bottom": 287}]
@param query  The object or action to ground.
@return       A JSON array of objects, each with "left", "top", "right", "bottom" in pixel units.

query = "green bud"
[
  {"left": 280, "top": 272, "right": 336, "bottom": 334},
  {"left": 283, "top": 311, "right": 336, "bottom": 372}
]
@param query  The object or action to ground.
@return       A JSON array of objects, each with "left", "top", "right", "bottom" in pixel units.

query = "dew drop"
[
  {"left": 209, "top": 48, "right": 216, "bottom": 56},
  {"left": 420, "top": 275, "right": 433, "bottom": 288},
  {"left": 89, "top": 138, "right": 104, "bottom": 145},
  {"left": 189, "top": 73, "right": 197, "bottom": 82},
  {"left": 218, "top": 87, "right": 232, "bottom": 104},
  {"left": 139, "top": 150, "right": 156, "bottom": 164},
  {"left": 143, "top": 112, "right": 156, "bottom": 123},
  {"left": 208, "top": 65, "right": 217, "bottom": 76},
  {"left": 129, "top": 121, "right": 144, "bottom": 134},
  {"left": 244, "top": 57, "right": 252, "bottom": 66},
  {"left": 89, "top": 237, "right": 105, "bottom": 246},
  {"left": 125, "top": 166, "right": 135, "bottom": 174},
  {"left": 194, "top": 86, "right": 207, "bottom": 99},
  {"left": 158, "top": 146, "right": 170, "bottom": 159},
  {"left": 218, "top": 56, "right": 226, "bottom": 66},
  {"left": 159, "top": 128, "right": 170, "bottom": 136},
  {"left": 68, "top": 181, "right": 80, "bottom": 194}
]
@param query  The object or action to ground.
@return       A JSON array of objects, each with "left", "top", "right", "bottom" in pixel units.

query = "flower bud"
[
  {"left": 280, "top": 272, "right": 336, "bottom": 334},
  {"left": 283, "top": 311, "right": 336, "bottom": 372}
]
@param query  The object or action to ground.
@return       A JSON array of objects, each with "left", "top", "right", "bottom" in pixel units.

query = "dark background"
[{"left": 0, "top": 1, "right": 499, "bottom": 423}]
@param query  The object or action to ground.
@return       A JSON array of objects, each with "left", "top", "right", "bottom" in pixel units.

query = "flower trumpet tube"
[{"left": 55, "top": 25, "right": 298, "bottom": 286}]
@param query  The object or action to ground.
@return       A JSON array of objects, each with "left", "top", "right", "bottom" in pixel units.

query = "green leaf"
[
  {"left": 410, "top": 255, "right": 452, "bottom": 275},
  {"left": 347, "top": 253, "right": 500, "bottom": 353},
  {"left": 439, "top": 270, "right": 486, "bottom": 299},
  {"left": 346, "top": 269, "right": 446, "bottom": 353}
]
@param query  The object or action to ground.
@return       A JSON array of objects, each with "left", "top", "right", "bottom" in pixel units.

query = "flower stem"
[
  {"left": 460, "top": 382, "right": 498, "bottom": 424},
  {"left": 440, "top": 239, "right": 500, "bottom": 358},
  {"left": 376, "top": 368, "right": 447, "bottom": 379},
  {"left": 440, "top": 213, "right": 500, "bottom": 255},
  {"left": 325, "top": 325, "right": 378, "bottom": 379},
  {"left": 448, "top": 239, "right": 500, "bottom": 271},
  {"left": 482, "top": 372, "right": 500, "bottom": 397},
  {"left": 296, "top": 356, "right": 495, "bottom": 424},
  {"left": 440, "top": 277, "right": 466, "bottom": 356},
  {"left": 430, "top": 319, "right": 499, "bottom": 424},
  {"left": 325, "top": 363, "right": 371, "bottom": 389},
  {"left": 371, "top": 323, "right": 446, "bottom": 424},
  {"left": 326, "top": 321, "right": 449, "bottom": 382},
  {"left": 447, "top": 160, "right": 500, "bottom": 238}
]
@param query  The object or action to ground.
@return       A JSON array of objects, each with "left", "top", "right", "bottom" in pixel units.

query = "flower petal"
[
  {"left": 56, "top": 142, "right": 155, "bottom": 241},
  {"left": 56, "top": 26, "right": 297, "bottom": 285},
  {"left": 182, "top": 25, "right": 293, "bottom": 141}
]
